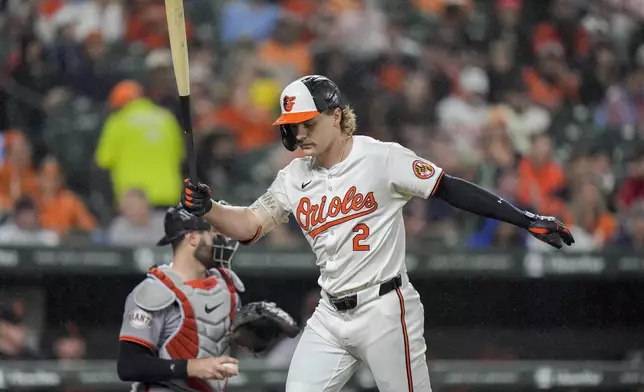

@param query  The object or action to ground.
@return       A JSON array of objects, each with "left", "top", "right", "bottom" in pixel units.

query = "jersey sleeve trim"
[
  {"left": 428, "top": 170, "right": 445, "bottom": 198},
  {"left": 120, "top": 335, "right": 155, "bottom": 351},
  {"left": 239, "top": 224, "right": 263, "bottom": 246}
]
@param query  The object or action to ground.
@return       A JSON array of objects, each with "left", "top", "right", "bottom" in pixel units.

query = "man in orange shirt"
[
  {"left": 532, "top": 0, "right": 589, "bottom": 67},
  {"left": 257, "top": 16, "right": 313, "bottom": 81},
  {"left": 37, "top": 158, "right": 97, "bottom": 238},
  {"left": 517, "top": 133, "right": 566, "bottom": 216},
  {"left": 125, "top": 4, "right": 194, "bottom": 51},
  {"left": 210, "top": 84, "right": 276, "bottom": 152},
  {"left": 0, "top": 130, "right": 38, "bottom": 206},
  {"left": 523, "top": 40, "right": 579, "bottom": 111},
  {"left": 412, "top": 0, "right": 473, "bottom": 16}
]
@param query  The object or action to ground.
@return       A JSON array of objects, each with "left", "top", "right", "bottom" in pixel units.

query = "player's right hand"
[
  {"left": 181, "top": 179, "right": 213, "bottom": 217},
  {"left": 187, "top": 356, "right": 239, "bottom": 380},
  {"left": 525, "top": 212, "right": 575, "bottom": 249}
]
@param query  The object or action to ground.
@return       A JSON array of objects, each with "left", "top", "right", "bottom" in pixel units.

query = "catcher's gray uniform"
[{"left": 119, "top": 264, "right": 244, "bottom": 392}]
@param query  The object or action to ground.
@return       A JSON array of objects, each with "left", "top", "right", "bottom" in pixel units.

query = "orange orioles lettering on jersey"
[{"left": 296, "top": 186, "right": 378, "bottom": 239}]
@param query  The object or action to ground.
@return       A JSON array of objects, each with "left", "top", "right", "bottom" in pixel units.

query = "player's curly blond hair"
[
  {"left": 324, "top": 105, "right": 357, "bottom": 135},
  {"left": 341, "top": 105, "right": 357, "bottom": 136}
]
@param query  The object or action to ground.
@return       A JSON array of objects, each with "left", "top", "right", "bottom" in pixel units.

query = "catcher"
[{"left": 117, "top": 204, "right": 299, "bottom": 392}]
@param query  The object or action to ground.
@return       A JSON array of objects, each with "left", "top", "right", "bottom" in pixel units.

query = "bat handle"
[{"left": 179, "top": 95, "right": 199, "bottom": 183}]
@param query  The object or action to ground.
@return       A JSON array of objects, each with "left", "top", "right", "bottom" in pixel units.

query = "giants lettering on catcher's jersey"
[{"left": 267, "top": 136, "right": 443, "bottom": 295}]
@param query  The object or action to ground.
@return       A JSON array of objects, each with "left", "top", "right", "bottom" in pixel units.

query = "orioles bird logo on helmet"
[{"left": 283, "top": 95, "right": 296, "bottom": 112}]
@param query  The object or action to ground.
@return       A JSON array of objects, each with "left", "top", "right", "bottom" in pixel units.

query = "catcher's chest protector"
[{"left": 146, "top": 265, "right": 243, "bottom": 392}]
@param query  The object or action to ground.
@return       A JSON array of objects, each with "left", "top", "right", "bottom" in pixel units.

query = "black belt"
[{"left": 327, "top": 275, "right": 402, "bottom": 311}]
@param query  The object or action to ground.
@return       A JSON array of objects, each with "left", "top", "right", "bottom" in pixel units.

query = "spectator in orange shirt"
[
  {"left": 523, "top": 40, "right": 579, "bottom": 111},
  {"left": 516, "top": 133, "right": 566, "bottom": 216},
  {"left": 532, "top": 0, "right": 589, "bottom": 68},
  {"left": 0, "top": 130, "right": 38, "bottom": 206},
  {"left": 281, "top": 0, "right": 317, "bottom": 18},
  {"left": 566, "top": 177, "right": 617, "bottom": 250},
  {"left": 257, "top": 16, "right": 313, "bottom": 82},
  {"left": 125, "top": 3, "right": 193, "bottom": 50},
  {"left": 0, "top": 193, "right": 11, "bottom": 218},
  {"left": 413, "top": 0, "right": 473, "bottom": 16},
  {"left": 209, "top": 82, "right": 276, "bottom": 152},
  {"left": 37, "top": 157, "right": 97, "bottom": 238}
]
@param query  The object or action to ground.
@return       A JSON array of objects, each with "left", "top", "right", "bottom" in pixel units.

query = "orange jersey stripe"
[
  {"left": 396, "top": 288, "right": 414, "bottom": 392},
  {"left": 120, "top": 336, "right": 155, "bottom": 351}
]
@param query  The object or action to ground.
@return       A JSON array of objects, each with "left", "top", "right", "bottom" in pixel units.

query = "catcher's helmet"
[
  {"left": 156, "top": 204, "right": 211, "bottom": 246},
  {"left": 157, "top": 202, "right": 240, "bottom": 269},
  {"left": 272, "top": 75, "right": 346, "bottom": 151}
]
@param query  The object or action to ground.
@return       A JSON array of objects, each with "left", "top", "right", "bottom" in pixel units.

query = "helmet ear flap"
[{"left": 280, "top": 124, "right": 298, "bottom": 151}]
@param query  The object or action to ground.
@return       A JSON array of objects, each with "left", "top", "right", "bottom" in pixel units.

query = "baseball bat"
[{"left": 164, "top": 0, "right": 198, "bottom": 182}]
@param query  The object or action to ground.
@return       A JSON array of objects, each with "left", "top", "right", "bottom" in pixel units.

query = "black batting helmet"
[
  {"left": 156, "top": 204, "right": 211, "bottom": 246},
  {"left": 272, "top": 75, "right": 346, "bottom": 151}
]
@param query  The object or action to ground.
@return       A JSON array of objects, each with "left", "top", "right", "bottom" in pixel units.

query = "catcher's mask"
[
  {"left": 272, "top": 75, "right": 346, "bottom": 151},
  {"left": 212, "top": 231, "right": 239, "bottom": 270},
  {"left": 210, "top": 200, "right": 239, "bottom": 270}
]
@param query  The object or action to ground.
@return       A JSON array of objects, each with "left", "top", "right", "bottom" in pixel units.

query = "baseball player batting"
[
  {"left": 117, "top": 204, "right": 299, "bottom": 392},
  {"left": 181, "top": 75, "right": 575, "bottom": 392}
]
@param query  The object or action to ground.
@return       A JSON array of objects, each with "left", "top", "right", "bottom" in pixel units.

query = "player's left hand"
[{"left": 526, "top": 213, "right": 575, "bottom": 249}]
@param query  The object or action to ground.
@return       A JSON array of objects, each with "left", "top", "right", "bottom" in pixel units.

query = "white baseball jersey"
[{"left": 253, "top": 135, "right": 443, "bottom": 295}]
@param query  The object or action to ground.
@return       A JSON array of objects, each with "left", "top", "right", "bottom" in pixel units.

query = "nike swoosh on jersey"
[
  {"left": 301, "top": 180, "right": 312, "bottom": 189},
  {"left": 204, "top": 303, "right": 223, "bottom": 314}
]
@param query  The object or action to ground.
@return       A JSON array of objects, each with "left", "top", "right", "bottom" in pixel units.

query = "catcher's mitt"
[{"left": 230, "top": 301, "right": 300, "bottom": 353}]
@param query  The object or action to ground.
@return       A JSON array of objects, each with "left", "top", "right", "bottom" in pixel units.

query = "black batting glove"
[
  {"left": 525, "top": 212, "right": 575, "bottom": 249},
  {"left": 181, "top": 179, "right": 213, "bottom": 217}
]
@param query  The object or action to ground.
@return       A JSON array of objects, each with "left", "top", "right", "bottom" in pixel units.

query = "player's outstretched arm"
[
  {"left": 433, "top": 174, "right": 575, "bottom": 249},
  {"left": 386, "top": 143, "right": 574, "bottom": 249},
  {"left": 181, "top": 179, "right": 289, "bottom": 245},
  {"left": 206, "top": 201, "right": 261, "bottom": 242}
]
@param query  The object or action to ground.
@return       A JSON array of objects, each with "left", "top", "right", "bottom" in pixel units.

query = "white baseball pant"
[{"left": 285, "top": 274, "right": 432, "bottom": 392}]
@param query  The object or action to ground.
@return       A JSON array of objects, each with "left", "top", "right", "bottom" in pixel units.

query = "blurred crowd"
[
  {"left": 0, "top": 0, "right": 644, "bottom": 252},
  {"left": 0, "top": 300, "right": 86, "bottom": 361}
]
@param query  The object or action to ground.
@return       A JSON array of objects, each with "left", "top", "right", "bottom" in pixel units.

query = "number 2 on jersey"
[{"left": 352, "top": 223, "right": 370, "bottom": 251}]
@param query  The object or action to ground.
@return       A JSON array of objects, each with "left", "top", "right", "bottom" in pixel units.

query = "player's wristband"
[{"left": 118, "top": 341, "right": 188, "bottom": 382}]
